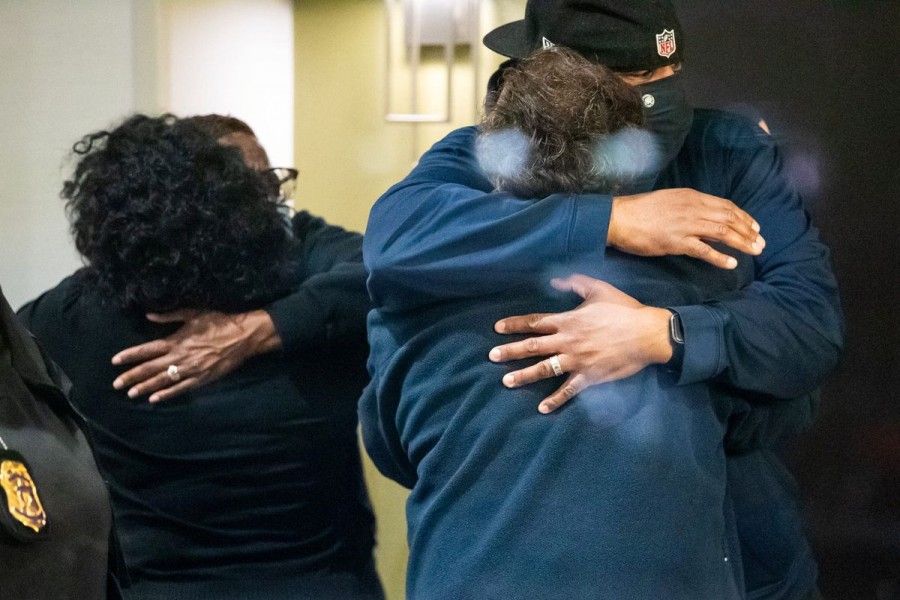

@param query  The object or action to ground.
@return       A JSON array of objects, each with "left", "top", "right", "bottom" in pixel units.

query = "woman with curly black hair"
[
  {"left": 63, "top": 114, "right": 293, "bottom": 314},
  {"left": 18, "top": 114, "right": 382, "bottom": 599}
]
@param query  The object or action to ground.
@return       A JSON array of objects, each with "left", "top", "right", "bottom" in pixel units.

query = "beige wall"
[
  {"left": 294, "top": 0, "right": 524, "bottom": 232},
  {"left": 294, "top": 1, "right": 524, "bottom": 597}
]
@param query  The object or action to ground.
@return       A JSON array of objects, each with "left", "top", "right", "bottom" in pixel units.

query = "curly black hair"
[{"left": 63, "top": 114, "right": 293, "bottom": 313}]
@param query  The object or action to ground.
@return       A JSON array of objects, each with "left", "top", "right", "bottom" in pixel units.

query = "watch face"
[{"left": 669, "top": 312, "right": 684, "bottom": 345}]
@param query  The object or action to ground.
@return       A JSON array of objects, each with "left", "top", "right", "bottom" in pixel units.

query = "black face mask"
[{"left": 637, "top": 72, "right": 694, "bottom": 171}]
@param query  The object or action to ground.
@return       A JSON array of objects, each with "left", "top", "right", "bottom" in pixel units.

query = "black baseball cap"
[{"left": 483, "top": 0, "right": 684, "bottom": 72}]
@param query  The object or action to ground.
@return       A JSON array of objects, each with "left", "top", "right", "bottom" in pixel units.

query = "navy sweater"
[{"left": 361, "top": 112, "right": 842, "bottom": 599}]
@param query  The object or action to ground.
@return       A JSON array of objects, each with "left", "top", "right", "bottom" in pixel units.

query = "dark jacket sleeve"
[
  {"left": 673, "top": 117, "right": 844, "bottom": 400},
  {"left": 724, "top": 391, "right": 820, "bottom": 454},
  {"left": 264, "top": 211, "right": 370, "bottom": 354},
  {"left": 364, "top": 127, "right": 613, "bottom": 313}
]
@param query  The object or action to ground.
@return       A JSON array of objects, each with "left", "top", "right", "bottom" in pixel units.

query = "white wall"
[
  {"left": 161, "top": 0, "right": 294, "bottom": 166},
  {"left": 0, "top": 0, "right": 160, "bottom": 308}
]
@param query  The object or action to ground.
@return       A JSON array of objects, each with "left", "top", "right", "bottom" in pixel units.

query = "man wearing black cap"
[
  {"left": 360, "top": 1, "right": 841, "bottom": 599},
  {"left": 480, "top": 3, "right": 838, "bottom": 600}
]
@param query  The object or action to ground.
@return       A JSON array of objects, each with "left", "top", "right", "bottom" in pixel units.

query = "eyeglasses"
[{"left": 263, "top": 167, "right": 298, "bottom": 211}]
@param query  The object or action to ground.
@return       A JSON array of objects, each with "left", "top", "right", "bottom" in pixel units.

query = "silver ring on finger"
[
  {"left": 548, "top": 355, "right": 563, "bottom": 377},
  {"left": 166, "top": 364, "right": 182, "bottom": 383}
]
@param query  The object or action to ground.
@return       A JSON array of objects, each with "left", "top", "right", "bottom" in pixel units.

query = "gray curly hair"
[{"left": 478, "top": 46, "right": 644, "bottom": 198}]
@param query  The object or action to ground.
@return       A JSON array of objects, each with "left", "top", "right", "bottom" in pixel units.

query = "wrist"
[
  {"left": 607, "top": 197, "right": 624, "bottom": 249},
  {"left": 643, "top": 306, "right": 674, "bottom": 365},
  {"left": 242, "top": 310, "right": 282, "bottom": 355}
]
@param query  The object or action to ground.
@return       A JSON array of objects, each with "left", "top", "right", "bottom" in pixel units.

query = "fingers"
[
  {"left": 692, "top": 191, "right": 760, "bottom": 233},
  {"left": 148, "top": 378, "right": 200, "bottom": 404},
  {"left": 693, "top": 220, "right": 764, "bottom": 258},
  {"left": 145, "top": 309, "right": 199, "bottom": 324},
  {"left": 539, "top": 374, "right": 587, "bottom": 414},
  {"left": 499, "top": 357, "right": 586, "bottom": 414},
  {"left": 707, "top": 207, "right": 765, "bottom": 253},
  {"left": 489, "top": 332, "right": 562, "bottom": 363},
  {"left": 500, "top": 354, "right": 566, "bottom": 388},
  {"left": 119, "top": 368, "right": 177, "bottom": 399},
  {"left": 114, "top": 371, "right": 196, "bottom": 402},
  {"left": 548, "top": 274, "right": 604, "bottom": 298},
  {"left": 681, "top": 191, "right": 766, "bottom": 257},
  {"left": 686, "top": 239, "right": 739, "bottom": 269},
  {"left": 684, "top": 216, "right": 767, "bottom": 269},
  {"left": 686, "top": 195, "right": 764, "bottom": 253},
  {"left": 494, "top": 312, "right": 557, "bottom": 335},
  {"left": 112, "top": 340, "right": 170, "bottom": 366},
  {"left": 611, "top": 189, "right": 766, "bottom": 266},
  {"left": 495, "top": 354, "right": 580, "bottom": 414},
  {"left": 550, "top": 275, "right": 636, "bottom": 306},
  {"left": 113, "top": 356, "right": 171, "bottom": 392},
  {"left": 114, "top": 358, "right": 201, "bottom": 399}
]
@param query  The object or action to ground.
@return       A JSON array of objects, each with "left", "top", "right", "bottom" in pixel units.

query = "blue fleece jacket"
[{"left": 361, "top": 110, "right": 843, "bottom": 599}]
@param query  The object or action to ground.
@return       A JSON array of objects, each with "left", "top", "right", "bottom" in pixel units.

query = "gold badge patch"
[{"left": 0, "top": 458, "right": 47, "bottom": 532}]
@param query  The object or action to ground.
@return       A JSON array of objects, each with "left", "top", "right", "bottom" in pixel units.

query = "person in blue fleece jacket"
[{"left": 360, "top": 2, "right": 842, "bottom": 599}]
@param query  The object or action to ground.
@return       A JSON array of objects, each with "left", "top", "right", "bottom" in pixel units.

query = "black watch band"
[{"left": 666, "top": 310, "right": 684, "bottom": 371}]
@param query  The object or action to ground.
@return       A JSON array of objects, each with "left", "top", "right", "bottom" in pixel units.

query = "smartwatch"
[{"left": 666, "top": 309, "right": 684, "bottom": 371}]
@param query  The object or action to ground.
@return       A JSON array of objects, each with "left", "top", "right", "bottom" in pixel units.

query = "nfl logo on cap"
[{"left": 655, "top": 29, "right": 676, "bottom": 58}]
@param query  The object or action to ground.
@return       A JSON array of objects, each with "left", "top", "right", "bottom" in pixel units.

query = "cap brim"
[{"left": 483, "top": 20, "right": 532, "bottom": 59}]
